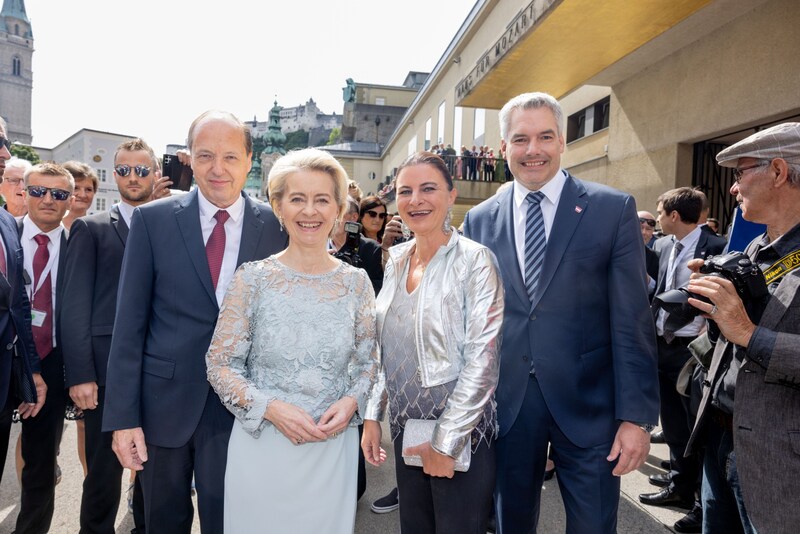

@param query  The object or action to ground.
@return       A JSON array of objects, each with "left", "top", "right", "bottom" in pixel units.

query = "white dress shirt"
[
  {"left": 21, "top": 215, "right": 64, "bottom": 347},
  {"left": 116, "top": 201, "right": 136, "bottom": 228},
  {"left": 197, "top": 190, "right": 245, "bottom": 305},
  {"left": 513, "top": 170, "right": 567, "bottom": 283},
  {"left": 657, "top": 226, "right": 705, "bottom": 337}
]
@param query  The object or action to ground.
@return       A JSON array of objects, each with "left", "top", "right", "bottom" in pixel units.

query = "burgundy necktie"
[
  {"left": 32, "top": 233, "right": 53, "bottom": 359},
  {"left": 206, "top": 210, "right": 230, "bottom": 290}
]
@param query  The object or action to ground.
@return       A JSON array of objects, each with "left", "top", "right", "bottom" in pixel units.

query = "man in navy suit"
[
  {"left": 0, "top": 116, "right": 46, "bottom": 485},
  {"left": 463, "top": 93, "right": 658, "bottom": 533},
  {"left": 61, "top": 138, "right": 161, "bottom": 533},
  {"left": 103, "top": 111, "right": 286, "bottom": 533}
]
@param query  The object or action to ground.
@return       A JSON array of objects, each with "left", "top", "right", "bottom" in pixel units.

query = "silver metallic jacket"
[{"left": 365, "top": 230, "right": 504, "bottom": 457}]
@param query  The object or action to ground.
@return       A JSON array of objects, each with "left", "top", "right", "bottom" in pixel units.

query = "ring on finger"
[{"left": 710, "top": 304, "right": 718, "bottom": 315}]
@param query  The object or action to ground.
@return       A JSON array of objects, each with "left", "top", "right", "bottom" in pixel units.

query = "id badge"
[{"left": 31, "top": 309, "right": 47, "bottom": 328}]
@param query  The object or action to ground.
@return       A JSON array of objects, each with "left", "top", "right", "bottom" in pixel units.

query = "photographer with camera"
[
  {"left": 330, "top": 196, "right": 383, "bottom": 295},
  {"left": 684, "top": 123, "right": 800, "bottom": 534}
]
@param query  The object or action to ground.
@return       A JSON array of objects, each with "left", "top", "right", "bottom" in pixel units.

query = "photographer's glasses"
[
  {"left": 638, "top": 217, "right": 656, "bottom": 228},
  {"left": 732, "top": 162, "right": 768, "bottom": 183},
  {"left": 26, "top": 185, "right": 72, "bottom": 201},
  {"left": 114, "top": 164, "right": 151, "bottom": 178},
  {"left": 365, "top": 209, "right": 387, "bottom": 220}
]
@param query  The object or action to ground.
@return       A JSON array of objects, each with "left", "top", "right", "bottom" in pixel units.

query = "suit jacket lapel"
[
  {"left": 759, "top": 272, "right": 800, "bottom": 330},
  {"left": 493, "top": 187, "right": 528, "bottom": 307},
  {"left": 236, "top": 194, "right": 265, "bottom": 266},
  {"left": 531, "top": 174, "right": 587, "bottom": 311},
  {"left": 175, "top": 190, "right": 217, "bottom": 306},
  {"left": 656, "top": 240, "right": 674, "bottom": 294},
  {"left": 110, "top": 204, "right": 129, "bottom": 245}
]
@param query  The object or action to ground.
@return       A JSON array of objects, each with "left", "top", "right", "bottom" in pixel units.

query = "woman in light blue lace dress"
[{"left": 206, "top": 148, "right": 379, "bottom": 533}]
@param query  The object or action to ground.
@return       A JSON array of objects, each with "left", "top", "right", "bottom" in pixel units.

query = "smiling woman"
[{"left": 205, "top": 147, "right": 379, "bottom": 533}]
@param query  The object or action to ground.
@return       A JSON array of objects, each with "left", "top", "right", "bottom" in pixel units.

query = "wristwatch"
[{"left": 634, "top": 422, "right": 655, "bottom": 433}]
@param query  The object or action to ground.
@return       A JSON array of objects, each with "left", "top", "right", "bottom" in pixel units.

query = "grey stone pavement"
[{"left": 1, "top": 421, "right": 685, "bottom": 533}]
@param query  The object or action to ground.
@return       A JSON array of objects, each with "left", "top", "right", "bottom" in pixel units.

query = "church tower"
[{"left": 0, "top": 0, "right": 33, "bottom": 143}]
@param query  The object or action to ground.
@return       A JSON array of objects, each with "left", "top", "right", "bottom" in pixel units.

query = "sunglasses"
[
  {"left": 26, "top": 185, "right": 72, "bottom": 201},
  {"left": 114, "top": 164, "right": 151, "bottom": 178},
  {"left": 638, "top": 217, "right": 656, "bottom": 228},
  {"left": 365, "top": 210, "right": 387, "bottom": 220},
  {"left": 0, "top": 136, "right": 11, "bottom": 151}
]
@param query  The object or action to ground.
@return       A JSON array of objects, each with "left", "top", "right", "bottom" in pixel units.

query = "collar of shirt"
[
  {"left": 197, "top": 189, "right": 245, "bottom": 226},
  {"left": 754, "top": 220, "right": 800, "bottom": 261},
  {"left": 21, "top": 214, "right": 64, "bottom": 245},
  {"left": 512, "top": 169, "right": 567, "bottom": 217},
  {"left": 116, "top": 201, "right": 136, "bottom": 228},
  {"left": 673, "top": 226, "right": 702, "bottom": 262}
]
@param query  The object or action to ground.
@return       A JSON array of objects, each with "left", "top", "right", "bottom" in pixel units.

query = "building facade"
[
  {"left": 0, "top": 0, "right": 32, "bottom": 143},
  {"left": 337, "top": 0, "right": 799, "bottom": 230}
]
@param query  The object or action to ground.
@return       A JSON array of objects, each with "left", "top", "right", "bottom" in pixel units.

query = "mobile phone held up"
[{"left": 162, "top": 153, "right": 194, "bottom": 191}]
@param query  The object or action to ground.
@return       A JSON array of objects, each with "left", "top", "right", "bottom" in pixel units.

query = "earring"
[
  {"left": 278, "top": 216, "right": 285, "bottom": 232},
  {"left": 442, "top": 207, "right": 453, "bottom": 233}
]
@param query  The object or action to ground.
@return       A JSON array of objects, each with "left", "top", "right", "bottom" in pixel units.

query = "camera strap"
[{"left": 763, "top": 248, "right": 800, "bottom": 285}]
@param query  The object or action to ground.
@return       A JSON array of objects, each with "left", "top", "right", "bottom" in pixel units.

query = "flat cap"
[{"left": 716, "top": 122, "right": 800, "bottom": 168}]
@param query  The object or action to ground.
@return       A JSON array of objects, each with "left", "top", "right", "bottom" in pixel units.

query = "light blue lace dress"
[{"left": 206, "top": 256, "right": 379, "bottom": 534}]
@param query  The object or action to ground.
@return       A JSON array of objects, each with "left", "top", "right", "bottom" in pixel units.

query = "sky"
[{"left": 25, "top": 0, "right": 475, "bottom": 154}]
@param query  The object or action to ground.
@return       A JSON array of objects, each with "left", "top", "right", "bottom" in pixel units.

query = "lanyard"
[{"left": 763, "top": 248, "right": 800, "bottom": 285}]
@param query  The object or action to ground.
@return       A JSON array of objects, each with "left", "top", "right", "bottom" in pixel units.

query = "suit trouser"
[
  {"left": 495, "top": 374, "right": 620, "bottom": 534},
  {"left": 394, "top": 428, "right": 495, "bottom": 534},
  {"left": 138, "top": 388, "right": 233, "bottom": 534},
  {"left": 0, "top": 389, "right": 15, "bottom": 484},
  {"left": 80, "top": 386, "right": 145, "bottom": 534},
  {"left": 656, "top": 335, "right": 700, "bottom": 498},
  {"left": 16, "top": 349, "right": 66, "bottom": 534}
]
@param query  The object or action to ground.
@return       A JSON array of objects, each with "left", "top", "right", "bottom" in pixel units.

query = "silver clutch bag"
[{"left": 402, "top": 419, "right": 471, "bottom": 472}]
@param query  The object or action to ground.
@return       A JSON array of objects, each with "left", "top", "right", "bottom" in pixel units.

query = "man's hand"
[
  {"left": 148, "top": 172, "right": 173, "bottom": 201},
  {"left": 112, "top": 428, "right": 148, "bottom": 471},
  {"left": 17, "top": 372, "right": 47, "bottom": 419},
  {"left": 404, "top": 441, "right": 456, "bottom": 478},
  {"left": 361, "top": 420, "right": 386, "bottom": 467},
  {"left": 687, "top": 273, "right": 757, "bottom": 347},
  {"left": 607, "top": 421, "right": 650, "bottom": 476},
  {"left": 69, "top": 381, "right": 99, "bottom": 411}
]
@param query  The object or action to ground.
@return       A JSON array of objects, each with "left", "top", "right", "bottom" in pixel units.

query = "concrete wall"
[{"left": 608, "top": 0, "right": 800, "bottom": 212}]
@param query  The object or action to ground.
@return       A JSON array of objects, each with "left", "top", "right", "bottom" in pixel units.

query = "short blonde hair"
[
  {"left": 24, "top": 162, "right": 75, "bottom": 191},
  {"left": 267, "top": 148, "right": 348, "bottom": 220}
]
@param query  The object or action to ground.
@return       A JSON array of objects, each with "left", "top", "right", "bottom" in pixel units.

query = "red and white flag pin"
[{"left": 574, "top": 206, "right": 583, "bottom": 213}]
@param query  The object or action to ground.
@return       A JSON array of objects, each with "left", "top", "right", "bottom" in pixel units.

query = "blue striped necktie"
[{"left": 524, "top": 191, "right": 547, "bottom": 303}]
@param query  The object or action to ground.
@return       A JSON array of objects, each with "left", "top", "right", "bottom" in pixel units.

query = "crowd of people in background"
[{"left": 0, "top": 94, "right": 798, "bottom": 534}]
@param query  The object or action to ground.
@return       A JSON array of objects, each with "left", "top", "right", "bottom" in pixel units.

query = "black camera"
[
  {"left": 654, "top": 251, "right": 770, "bottom": 329},
  {"left": 333, "top": 221, "right": 362, "bottom": 268}
]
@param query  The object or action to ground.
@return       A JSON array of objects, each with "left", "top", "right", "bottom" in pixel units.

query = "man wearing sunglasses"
[
  {"left": 103, "top": 111, "right": 286, "bottom": 533},
  {"left": 0, "top": 117, "right": 46, "bottom": 492},
  {"left": 14, "top": 162, "right": 73, "bottom": 533},
  {"left": 61, "top": 138, "right": 158, "bottom": 533}
]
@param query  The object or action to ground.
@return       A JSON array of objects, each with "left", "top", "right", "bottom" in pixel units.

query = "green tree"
[
  {"left": 284, "top": 130, "right": 309, "bottom": 151},
  {"left": 10, "top": 143, "right": 41, "bottom": 164},
  {"left": 327, "top": 127, "right": 341, "bottom": 146}
]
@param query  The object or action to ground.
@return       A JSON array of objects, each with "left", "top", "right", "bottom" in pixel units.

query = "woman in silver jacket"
[{"left": 362, "top": 151, "right": 504, "bottom": 533}]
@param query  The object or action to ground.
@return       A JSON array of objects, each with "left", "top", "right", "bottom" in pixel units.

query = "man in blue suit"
[
  {"left": 463, "top": 93, "right": 658, "bottom": 533},
  {"left": 103, "top": 111, "right": 286, "bottom": 533},
  {"left": 0, "top": 116, "right": 46, "bottom": 484}
]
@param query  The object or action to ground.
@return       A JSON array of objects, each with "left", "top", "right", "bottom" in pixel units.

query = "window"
[
  {"left": 566, "top": 96, "right": 610, "bottom": 143},
  {"left": 408, "top": 136, "right": 417, "bottom": 157},
  {"left": 424, "top": 118, "right": 432, "bottom": 150},
  {"left": 437, "top": 102, "right": 446, "bottom": 145},
  {"left": 96, "top": 168, "right": 107, "bottom": 182},
  {"left": 473, "top": 108, "right": 485, "bottom": 144},
  {"left": 375, "top": 97, "right": 386, "bottom": 106},
  {"left": 454, "top": 107, "right": 463, "bottom": 150},
  {"left": 12, "top": 56, "right": 21, "bottom": 77},
  {"left": 96, "top": 198, "right": 107, "bottom": 211}
]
